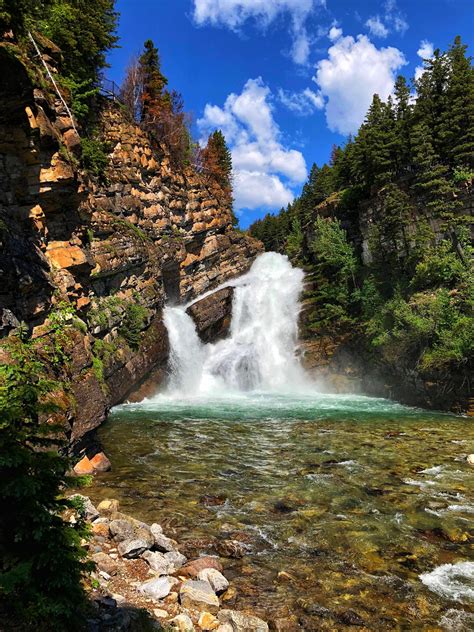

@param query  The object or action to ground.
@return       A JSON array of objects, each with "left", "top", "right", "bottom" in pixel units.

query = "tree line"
[{"left": 250, "top": 36, "right": 473, "bottom": 377}]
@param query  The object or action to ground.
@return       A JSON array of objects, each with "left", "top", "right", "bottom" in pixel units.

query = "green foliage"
[
  {"left": 80, "top": 138, "right": 108, "bottom": 178},
  {"left": 120, "top": 302, "right": 148, "bottom": 349},
  {"left": 286, "top": 218, "right": 304, "bottom": 261},
  {"left": 0, "top": 338, "right": 91, "bottom": 629}
]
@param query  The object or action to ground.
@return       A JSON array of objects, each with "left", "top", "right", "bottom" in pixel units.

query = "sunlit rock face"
[{"left": 0, "top": 48, "right": 262, "bottom": 446}]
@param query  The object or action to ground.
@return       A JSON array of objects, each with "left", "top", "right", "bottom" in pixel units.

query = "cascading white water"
[{"left": 162, "top": 252, "right": 309, "bottom": 397}]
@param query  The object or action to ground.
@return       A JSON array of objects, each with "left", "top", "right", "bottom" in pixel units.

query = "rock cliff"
[{"left": 0, "top": 42, "right": 262, "bottom": 447}]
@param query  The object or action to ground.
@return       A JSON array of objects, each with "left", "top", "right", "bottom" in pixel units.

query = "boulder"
[
  {"left": 73, "top": 456, "right": 95, "bottom": 475},
  {"left": 199, "top": 612, "right": 220, "bottom": 630},
  {"left": 142, "top": 550, "right": 174, "bottom": 575},
  {"left": 139, "top": 576, "right": 178, "bottom": 601},
  {"left": 109, "top": 516, "right": 154, "bottom": 547},
  {"left": 198, "top": 568, "right": 229, "bottom": 594},
  {"left": 89, "top": 452, "right": 111, "bottom": 472},
  {"left": 117, "top": 538, "right": 150, "bottom": 558},
  {"left": 218, "top": 610, "right": 269, "bottom": 632},
  {"left": 180, "top": 556, "right": 223, "bottom": 578},
  {"left": 69, "top": 494, "right": 99, "bottom": 521},
  {"left": 171, "top": 613, "right": 195, "bottom": 631},
  {"left": 91, "top": 552, "right": 119, "bottom": 576},
  {"left": 179, "top": 579, "right": 220, "bottom": 614},
  {"left": 97, "top": 499, "right": 120, "bottom": 515}
]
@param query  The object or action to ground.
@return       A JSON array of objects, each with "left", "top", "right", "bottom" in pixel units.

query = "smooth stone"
[
  {"left": 73, "top": 456, "right": 95, "bottom": 475},
  {"left": 171, "top": 613, "right": 194, "bottom": 631},
  {"left": 70, "top": 494, "right": 99, "bottom": 521},
  {"left": 218, "top": 609, "right": 269, "bottom": 632},
  {"left": 117, "top": 538, "right": 149, "bottom": 558},
  {"left": 139, "top": 576, "right": 178, "bottom": 601},
  {"left": 179, "top": 579, "right": 220, "bottom": 614},
  {"left": 142, "top": 550, "right": 174, "bottom": 575},
  {"left": 198, "top": 568, "right": 229, "bottom": 594},
  {"left": 467, "top": 454, "right": 474, "bottom": 466}
]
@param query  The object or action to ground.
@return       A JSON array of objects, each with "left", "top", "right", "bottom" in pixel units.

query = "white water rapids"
[{"left": 163, "top": 252, "right": 310, "bottom": 397}]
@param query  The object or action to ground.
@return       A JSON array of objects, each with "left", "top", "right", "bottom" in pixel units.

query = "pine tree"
[
  {"left": 139, "top": 39, "right": 168, "bottom": 122},
  {"left": 393, "top": 75, "right": 413, "bottom": 173},
  {"left": 443, "top": 36, "right": 474, "bottom": 168},
  {"left": 202, "top": 130, "right": 235, "bottom": 224}
]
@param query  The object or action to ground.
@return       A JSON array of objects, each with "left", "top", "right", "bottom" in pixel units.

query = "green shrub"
[
  {"left": 80, "top": 138, "right": 108, "bottom": 178},
  {"left": 120, "top": 303, "right": 148, "bottom": 349},
  {"left": 0, "top": 338, "right": 91, "bottom": 629}
]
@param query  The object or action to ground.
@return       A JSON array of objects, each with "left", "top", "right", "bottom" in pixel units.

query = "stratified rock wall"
[{"left": 0, "top": 45, "right": 262, "bottom": 446}]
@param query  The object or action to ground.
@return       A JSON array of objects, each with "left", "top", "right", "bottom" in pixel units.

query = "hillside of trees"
[{"left": 250, "top": 36, "right": 473, "bottom": 382}]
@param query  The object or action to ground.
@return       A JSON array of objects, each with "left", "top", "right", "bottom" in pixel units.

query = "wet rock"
[
  {"left": 139, "top": 575, "right": 179, "bottom": 601},
  {"left": 217, "top": 609, "right": 269, "bottom": 632},
  {"left": 91, "top": 552, "right": 119, "bottom": 576},
  {"left": 97, "top": 498, "right": 120, "bottom": 515},
  {"left": 272, "top": 616, "right": 301, "bottom": 631},
  {"left": 117, "top": 538, "right": 150, "bottom": 558},
  {"left": 216, "top": 539, "right": 247, "bottom": 559},
  {"left": 70, "top": 494, "right": 99, "bottom": 521},
  {"left": 109, "top": 516, "right": 154, "bottom": 547},
  {"left": 336, "top": 610, "right": 365, "bottom": 626},
  {"left": 199, "top": 611, "right": 220, "bottom": 630},
  {"left": 179, "top": 579, "right": 220, "bottom": 614},
  {"left": 179, "top": 556, "right": 223, "bottom": 577},
  {"left": 74, "top": 456, "right": 95, "bottom": 475},
  {"left": 171, "top": 613, "right": 195, "bottom": 631},
  {"left": 273, "top": 501, "right": 296, "bottom": 514},
  {"left": 200, "top": 494, "right": 227, "bottom": 507},
  {"left": 198, "top": 568, "right": 229, "bottom": 594},
  {"left": 89, "top": 451, "right": 111, "bottom": 472}
]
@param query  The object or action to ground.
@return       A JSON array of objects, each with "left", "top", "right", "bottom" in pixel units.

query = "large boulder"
[{"left": 179, "top": 579, "right": 220, "bottom": 614}]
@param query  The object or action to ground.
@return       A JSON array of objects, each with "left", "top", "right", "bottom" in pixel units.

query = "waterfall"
[{"left": 162, "top": 252, "right": 308, "bottom": 397}]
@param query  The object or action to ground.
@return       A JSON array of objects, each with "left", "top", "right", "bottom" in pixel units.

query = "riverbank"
[{"left": 73, "top": 495, "right": 270, "bottom": 631}]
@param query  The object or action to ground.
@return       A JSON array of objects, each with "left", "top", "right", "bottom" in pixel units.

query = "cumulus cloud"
[
  {"left": 278, "top": 87, "right": 324, "bottom": 115},
  {"left": 365, "top": 16, "right": 388, "bottom": 38},
  {"left": 198, "top": 77, "right": 307, "bottom": 211},
  {"left": 313, "top": 28, "right": 406, "bottom": 135},
  {"left": 192, "top": 0, "right": 323, "bottom": 65},
  {"left": 415, "top": 39, "right": 434, "bottom": 81},
  {"left": 365, "top": 1, "right": 408, "bottom": 40}
]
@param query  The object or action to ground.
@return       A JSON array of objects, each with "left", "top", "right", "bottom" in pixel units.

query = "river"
[{"left": 88, "top": 253, "right": 474, "bottom": 629}]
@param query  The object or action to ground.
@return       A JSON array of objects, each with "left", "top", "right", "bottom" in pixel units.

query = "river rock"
[
  {"left": 139, "top": 575, "right": 178, "bottom": 601},
  {"left": 89, "top": 451, "right": 111, "bottom": 472},
  {"left": 218, "top": 609, "right": 269, "bottom": 632},
  {"left": 467, "top": 454, "right": 474, "bottom": 466},
  {"left": 171, "top": 613, "right": 195, "bottom": 631},
  {"left": 198, "top": 568, "right": 229, "bottom": 594},
  {"left": 179, "top": 579, "right": 220, "bottom": 614},
  {"left": 91, "top": 552, "right": 119, "bottom": 576},
  {"left": 180, "top": 556, "right": 223, "bottom": 577},
  {"left": 154, "top": 532, "right": 178, "bottom": 553},
  {"left": 73, "top": 456, "right": 95, "bottom": 475},
  {"left": 216, "top": 539, "right": 247, "bottom": 558},
  {"left": 109, "top": 517, "right": 154, "bottom": 547},
  {"left": 142, "top": 550, "right": 174, "bottom": 575},
  {"left": 70, "top": 494, "right": 99, "bottom": 521},
  {"left": 97, "top": 498, "right": 120, "bottom": 515},
  {"left": 118, "top": 538, "right": 150, "bottom": 558},
  {"left": 199, "top": 612, "right": 220, "bottom": 630},
  {"left": 165, "top": 550, "right": 187, "bottom": 568}
]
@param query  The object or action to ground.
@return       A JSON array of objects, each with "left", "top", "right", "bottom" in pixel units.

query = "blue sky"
[{"left": 106, "top": 0, "right": 473, "bottom": 227}]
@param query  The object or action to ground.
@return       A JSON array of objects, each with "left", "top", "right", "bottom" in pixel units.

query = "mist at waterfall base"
[{"left": 97, "top": 253, "right": 474, "bottom": 627}]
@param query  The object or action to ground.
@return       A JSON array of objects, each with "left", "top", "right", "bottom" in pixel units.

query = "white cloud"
[
  {"left": 365, "top": 16, "right": 388, "bottom": 38},
  {"left": 198, "top": 77, "right": 307, "bottom": 211},
  {"left": 415, "top": 39, "right": 434, "bottom": 81},
  {"left": 192, "top": 0, "right": 323, "bottom": 65},
  {"left": 278, "top": 87, "right": 324, "bottom": 115},
  {"left": 313, "top": 28, "right": 406, "bottom": 135},
  {"left": 365, "top": 1, "right": 408, "bottom": 39}
]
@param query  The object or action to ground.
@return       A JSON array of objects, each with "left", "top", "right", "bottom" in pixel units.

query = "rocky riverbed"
[{"left": 71, "top": 495, "right": 269, "bottom": 632}]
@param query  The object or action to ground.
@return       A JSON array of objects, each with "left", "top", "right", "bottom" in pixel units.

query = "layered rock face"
[{"left": 0, "top": 44, "right": 262, "bottom": 446}]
